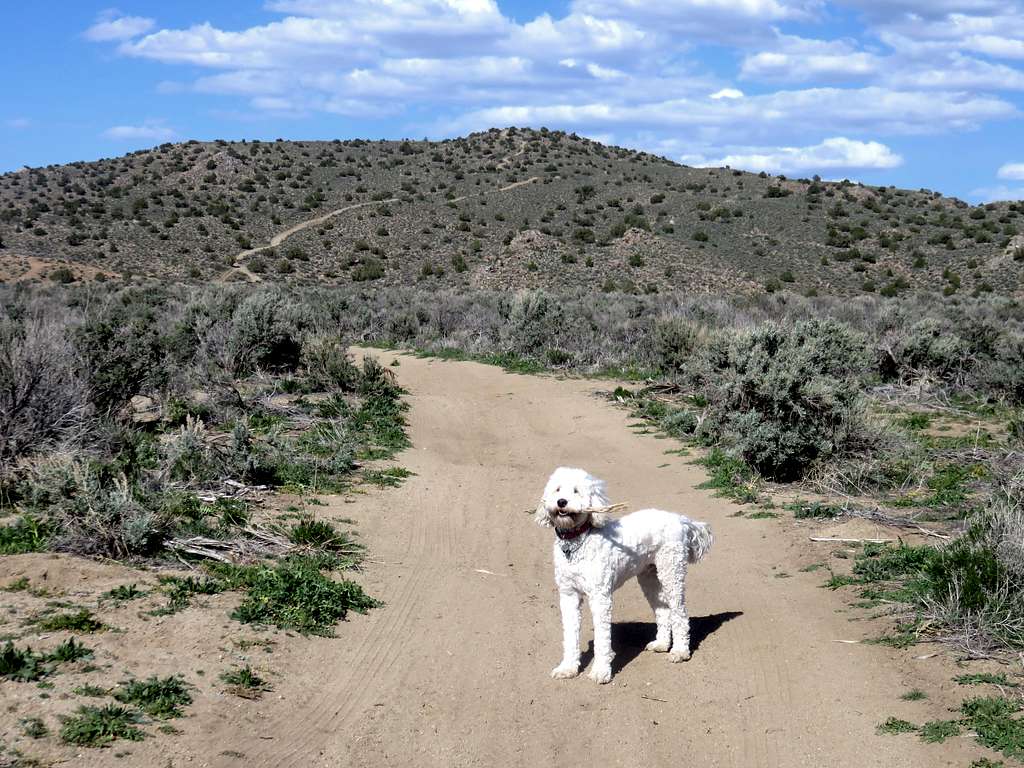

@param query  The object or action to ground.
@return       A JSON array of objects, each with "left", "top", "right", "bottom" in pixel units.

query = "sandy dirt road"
[
  {"left": 44, "top": 351, "right": 985, "bottom": 768},
  {"left": 179, "top": 351, "right": 978, "bottom": 768}
]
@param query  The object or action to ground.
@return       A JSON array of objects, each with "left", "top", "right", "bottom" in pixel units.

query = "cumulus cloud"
[
  {"left": 84, "top": 10, "right": 155, "bottom": 42},
  {"left": 85, "top": 0, "right": 1023, "bottom": 189},
  {"left": 998, "top": 162, "right": 1024, "bottom": 180},
  {"left": 884, "top": 53, "right": 1024, "bottom": 90},
  {"left": 740, "top": 35, "right": 880, "bottom": 81},
  {"left": 102, "top": 121, "right": 175, "bottom": 141},
  {"left": 446, "top": 87, "right": 1015, "bottom": 138},
  {"left": 687, "top": 136, "right": 902, "bottom": 173}
]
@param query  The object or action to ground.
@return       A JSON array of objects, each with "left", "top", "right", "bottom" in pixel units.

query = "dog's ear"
[{"left": 534, "top": 502, "right": 553, "bottom": 527}]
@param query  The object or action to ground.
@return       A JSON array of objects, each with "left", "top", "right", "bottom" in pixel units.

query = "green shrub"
[
  {"left": 693, "top": 320, "right": 872, "bottom": 480},
  {"left": 228, "top": 289, "right": 302, "bottom": 376},
  {"left": 0, "top": 514, "right": 52, "bottom": 554},
  {"left": 352, "top": 257, "right": 385, "bottom": 282},
  {"left": 652, "top": 317, "right": 702, "bottom": 375},
  {"left": 300, "top": 335, "right": 360, "bottom": 391}
]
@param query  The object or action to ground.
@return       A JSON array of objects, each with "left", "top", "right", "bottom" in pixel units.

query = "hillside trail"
[
  {"left": 193, "top": 352, "right": 979, "bottom": 768},
  {"left": 218, "top": 148, "right": 537, "bottom": 283}
]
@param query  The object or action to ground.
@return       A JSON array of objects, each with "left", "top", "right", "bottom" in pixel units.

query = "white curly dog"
[{"left": 535, "top": 467, "right": 713, "bottom": 684}]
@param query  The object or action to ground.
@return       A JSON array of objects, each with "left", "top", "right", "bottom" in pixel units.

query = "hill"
[{"left": 1, "top": 127, "right": 1022, "bottom": 297}]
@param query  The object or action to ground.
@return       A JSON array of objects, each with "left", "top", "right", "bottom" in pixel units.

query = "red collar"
[{"left": 555, "top": 519, "right": 592, "bottom": 540}]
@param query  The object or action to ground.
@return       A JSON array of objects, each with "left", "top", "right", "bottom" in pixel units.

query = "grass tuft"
[
  {"left": 900, "top": 689, "right": 928, "bottom": 701},
  {"left": 955, "top": 673, "right": 1018, "bottom": 688},
  {"left": 34, "top": 609, "right": 104, "bottom": 633},
  {"left": 877, "top": 717, "right": 918, "bottom": 735},
  {"left": 694, "top": 449, "right": 760, "bottom": 503},
  {"left": 220, "top": 665, "right": 271, "bottom": 698}
]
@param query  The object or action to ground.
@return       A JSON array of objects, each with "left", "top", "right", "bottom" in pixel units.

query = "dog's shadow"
[{"left": 580, "top": 611, "right": 743, "bottom": 673}]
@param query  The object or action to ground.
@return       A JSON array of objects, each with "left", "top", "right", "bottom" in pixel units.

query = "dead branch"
[{"left": 810, "top": 537, "right": 894, "bottom": 544}]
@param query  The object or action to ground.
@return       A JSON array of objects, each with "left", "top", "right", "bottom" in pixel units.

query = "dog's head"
[{"left": 534, "top": 467, "right": 611, "bottom": 530}]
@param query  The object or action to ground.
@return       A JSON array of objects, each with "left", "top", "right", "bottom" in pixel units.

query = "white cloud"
[
  {"left": 884, "top": 53, "right": 1024, "bottom": 90},
  {"left": 688, "top": 136, "right": 902, "bottom": 173},
  {"left": 970, "top": 184, "right": 1024, "bottom": 202},
  {"left": 84, "top": 11, "right": 155, "bottom": 42},
  {"left": 710, "top": 88, "right": 744, "bottom": 99},
  {"left": 446, "top": 87, "right": 1016, "bottom": 138},
  {"left": 998, "top": 162, "right": 1024, "bottom": 180},
  {"left": 102, "top": 121, "right": 175, "bottom": 141}
]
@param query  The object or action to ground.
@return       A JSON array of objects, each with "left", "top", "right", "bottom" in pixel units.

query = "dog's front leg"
[
  {"left": 551, "top": 591, "right": 582, "bottom": 679},
  {"left": 587, "top": 591, "right": 614, "bottom": 684}
]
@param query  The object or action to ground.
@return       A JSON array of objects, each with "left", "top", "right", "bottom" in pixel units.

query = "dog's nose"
[{"left": 556, "top": 498, "right": 568, "bottom": 509}]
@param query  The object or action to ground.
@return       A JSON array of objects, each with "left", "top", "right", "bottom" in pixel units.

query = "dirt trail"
[
  {"left": 180, "top": 352, "right": 977, "bottom": 768},
  {"left": 219, "top": 159, "right": 537, "bottom": 281}
]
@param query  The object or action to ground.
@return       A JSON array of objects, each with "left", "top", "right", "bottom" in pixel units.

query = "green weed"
[
  {"left": 955, "top": 673, "right": 1018, "bottom": 688},
  {"left": 47, "top": 637, "right": 94, "bottom": 663},
  {"left": 34, "top": 609, "right": 104, "bottom": 633},
  {"left": 362, "top": 467, "right": 414, "bottom": 488},
  {"left": 0, "top": 515, "right": 52, "bottom": 554},
  {"left": 220, "top": 665, "right": 271, "bottom": 698},
  {"left": 877, "top": 717, "right": 918, "bottom": 735},
  {"left": 901, "top": 689, "right": 927, "bottom": 701},
  {"left": 961, "top": 696, "right": 1024, "bottom": 761},
  {"left": 74, "top": 683, "right": 109, "bottom": 697},
  {"left": 113, "top": 676, "right": 192, "bottom": 719},
  {"left": 695, "top": 449, "right": 760, "bottom": 503},
  {"left": 0, "top": 641, "right": 46, "bottom": 681},
  {"left": 230, "top": 556, "right": 379, "bottom": 636},
  {"left": 919, "top": 719, "right": 960, "bottom": 743},
  {"left": 787, "top": 501, "right": 842, "bottom": 519},
  {"left": 21, "top": 716, "right": 48, "bottom": 739},
  {"left": 3, "top": 576, "right": 30, "bottom": 591},
  {"left": 102, "top": 584, "right": 146, "bottom": 602},
  {"left": 60, "top": 704, "right": 145, "bottom": 747}
]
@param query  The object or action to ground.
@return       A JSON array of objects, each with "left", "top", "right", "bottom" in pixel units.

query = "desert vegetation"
[
  {"left": 4, "top": 280, "right": 1023, "bottom": 649},
  {"left": 0, "top": 281, "right": 411, "bottom": 758},
  {"left": 1, "top": 129, "right": 1022, "bottom": 298}
]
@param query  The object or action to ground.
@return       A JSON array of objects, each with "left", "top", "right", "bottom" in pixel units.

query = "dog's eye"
[
  {"left": 555, "top": 486, "right": 560, "bottom": 492},
  {"left": 573, "top": 487, "right": 578, "bottom": 494}
]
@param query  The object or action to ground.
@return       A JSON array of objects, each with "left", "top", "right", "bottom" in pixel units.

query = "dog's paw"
[
  {"left": 588, "top": 664, "right": 613, "bottom": 684},
  {"left": 551, "top": 663, "right": 580, "bottom": 679},
  {"left": 668, "top": 649, "right": 691, "bottom": 663},
  {"left": 645, "top": 639, "right": 670, "bottom": 653}
]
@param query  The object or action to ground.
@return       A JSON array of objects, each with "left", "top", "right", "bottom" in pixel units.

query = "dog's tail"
[{"left": 685, "top": 520, "right": 713, "bottom": 564}]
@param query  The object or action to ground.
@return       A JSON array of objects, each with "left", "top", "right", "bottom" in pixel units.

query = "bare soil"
[{"left": 0, "top": 353, "right": 994, "bottom": 767}]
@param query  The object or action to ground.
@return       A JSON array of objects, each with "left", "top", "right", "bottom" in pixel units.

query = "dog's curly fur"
[{"left": 536, "top": 467, "right": 712, "bottom": 684}]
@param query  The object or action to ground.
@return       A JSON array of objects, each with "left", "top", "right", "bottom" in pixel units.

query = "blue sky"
[{"left": 3, "top": 1, "right": 1024, "bottom": 201}]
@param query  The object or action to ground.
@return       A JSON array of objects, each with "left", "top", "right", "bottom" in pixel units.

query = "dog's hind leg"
[
  {"left": 551, "top": 591, "right": 583, "bottom": 679},
  {"left": 637, "top": 566, "right": 671, "bottom": 653},
  {"left": 657, "top": 546, "right": 691, "bottom": 662}
]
